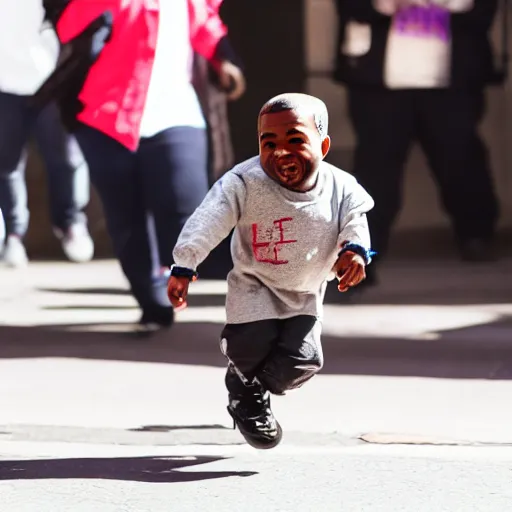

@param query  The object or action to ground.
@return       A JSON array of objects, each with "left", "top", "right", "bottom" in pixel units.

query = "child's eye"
[
  {"left": 264, "top": 141, "right": 276, "bottom": 149},
  {"left": 289, "top": 138, "right": 305, "bottom": 145}
]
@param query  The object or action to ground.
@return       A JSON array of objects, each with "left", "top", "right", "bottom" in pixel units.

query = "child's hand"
[
  {"left": 167, "top": 276, "right": 190, "bottom": 310},
  {"left": 334, "top": 251, "right": 366, "bottom": 292}
]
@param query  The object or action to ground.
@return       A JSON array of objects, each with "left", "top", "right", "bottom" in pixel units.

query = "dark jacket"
[
  {"left": 34, "top": 2, "right": 113, "bottom": 129},
  {"left": 333, "top": 0, "right": 499, "bottom": 90}
]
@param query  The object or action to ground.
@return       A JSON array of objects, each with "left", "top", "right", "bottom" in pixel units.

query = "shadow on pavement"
[
  {"left": 37, "top": 280, "right": 512, "bottom": 307},
  {"left": 40, "top": 288, "right": 131, "bottom": 297},
  {"left": 2, "top": 249, "right": 512, "bottom": 380},
  {"left": 0, "top": 313, "right": 511, "bottom": 380},
  {"left": 0, "top": 456, "right": 257, "bottom": 483},
  {"left": 128, "top": 425, "right": 231, "bottom": 432}
]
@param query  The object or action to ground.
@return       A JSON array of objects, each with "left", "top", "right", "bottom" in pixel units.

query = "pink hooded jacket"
[{"left": 56, "top": 0, "right": 228, "bottom": 150}]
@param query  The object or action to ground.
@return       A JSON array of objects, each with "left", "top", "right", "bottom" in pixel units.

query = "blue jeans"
[
  {"left": 0, "top": 91, "right": 89, "bottom": 238},
  {"left": 74, "top": 123, "right": 209, "bottom": 315}
]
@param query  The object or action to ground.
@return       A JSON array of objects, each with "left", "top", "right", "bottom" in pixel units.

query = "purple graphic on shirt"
[{"left": 393, "top": 5, "right": 450, "bottom": 42}]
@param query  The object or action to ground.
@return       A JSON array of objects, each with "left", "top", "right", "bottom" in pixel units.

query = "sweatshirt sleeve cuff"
[
  {"left": 338, "top": 242, "right": 376, "bottom": 265},
  {"left": 169, "top": 265, "right": 199, "bottom": 281}
]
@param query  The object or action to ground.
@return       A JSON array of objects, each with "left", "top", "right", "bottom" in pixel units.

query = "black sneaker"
[{"left": 227, "top": 389, "right": 283, "bottom": 450}]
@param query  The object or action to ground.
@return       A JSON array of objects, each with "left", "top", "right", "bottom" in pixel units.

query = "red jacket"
[{"left": 56, "top": 0, "right": 228, "bottom": 151}]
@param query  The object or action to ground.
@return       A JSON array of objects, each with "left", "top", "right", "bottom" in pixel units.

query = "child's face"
[{"left": 258, "top": 110, "right": 330, "bottom": 192}]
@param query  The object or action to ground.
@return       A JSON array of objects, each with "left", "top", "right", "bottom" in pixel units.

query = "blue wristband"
[
  {"left": 169, "top": 265, "right": 199, "bottom": 281},
  {"left": 338, "top": 243, "right": 376, "bottom": 265}
]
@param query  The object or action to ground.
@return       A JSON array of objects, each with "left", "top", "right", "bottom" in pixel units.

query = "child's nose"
[{"left": 275, "top": 147, "right": 291, "bottom": 158}]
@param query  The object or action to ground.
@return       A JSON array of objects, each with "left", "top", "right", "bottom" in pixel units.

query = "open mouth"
[{"left": 276, "top": 163, "right": 301, "bottom": 181}]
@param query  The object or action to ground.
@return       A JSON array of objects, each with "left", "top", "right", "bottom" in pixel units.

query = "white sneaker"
[
  {"left": 54, "top": 223, "right": 94, "bottom": 263},
  {"left": 2, "top": 235, "right": 29, "bottom": 268}
]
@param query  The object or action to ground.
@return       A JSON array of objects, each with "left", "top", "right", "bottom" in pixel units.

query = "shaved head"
[
  {"left": 259, "top": 93, "right": 329, "bottom": 139},
  {"left": 257, "top": 92, "right": 331, "bottom": 192}
]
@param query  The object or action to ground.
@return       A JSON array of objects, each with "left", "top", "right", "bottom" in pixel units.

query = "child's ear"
[{"left": 321, "top": 136, "right": 331, "bottom": 159}]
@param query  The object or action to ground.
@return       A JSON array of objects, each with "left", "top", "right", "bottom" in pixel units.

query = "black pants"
[
  {"left": 74, "top": 124, "right": 208, "bottom": 317},
  {"left": 220, "top": 315, "right": 324, "bottom": 398},
  {"left": 348, "top": 88, "right": 499, "bottom": 256}
]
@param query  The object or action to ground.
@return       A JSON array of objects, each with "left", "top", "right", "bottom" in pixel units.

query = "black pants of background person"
[
  {"left": 0, "top": 92, "right": 88, "bottom": 238},
  {"left": 74, "top": 123, "right": 209, "bottom": 327},
  {"left": 348, "top": 88, "right": 499, "bottom": 269}
]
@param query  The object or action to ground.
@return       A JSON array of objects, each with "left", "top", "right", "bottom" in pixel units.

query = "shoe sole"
[{"left": 227, "top": 406, "right": 283, "bottom": 450}]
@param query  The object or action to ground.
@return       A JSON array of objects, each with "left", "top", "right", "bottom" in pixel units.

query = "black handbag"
[{"left": 30, "top": 7, "right": 113, "bottom": 130}]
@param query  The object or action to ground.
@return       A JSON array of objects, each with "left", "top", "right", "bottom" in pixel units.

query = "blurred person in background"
[
  {"left": 42, "top": 0, "right": 245, "bottom": 334},
  {"left": 0, "top": 209, "right": 4, "bottom": 246},
  {"left": 334, "top": 0, "right": 500, "bottom": 285},
  {"left": 0, "top": 3, "right": 94, "bottom": 268}
]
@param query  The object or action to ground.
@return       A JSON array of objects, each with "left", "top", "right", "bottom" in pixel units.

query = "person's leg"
[
  {"left": 220, "top": 320, "right": 282, "bottom": 449},
  {"left": 138, "top": 126, "right": 209, "bottom": 267},
  {"left": 74, "top": 123, "right": 172, "bottom": 327},
  {"left": 32, "top": 101, "right": 93, "bottom": 263},
  {"left": 0, "top": 208, "right": 4, "bottom": 246},
  {"left": 416, "top": 89, "right": 499, "bottom": 260},
  {"left": 347, "top": 88, "right": 415, "bottom": 279},
  {"left": 0, "top": 92, "right": 33, "bottom": 267},
  {"left": 258, "top": 315, "right": 323, "bottom": 395}
]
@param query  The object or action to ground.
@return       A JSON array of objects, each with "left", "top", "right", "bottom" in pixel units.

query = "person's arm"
[
  {"left": 43, "top": 0, "right": 70, "bottom": 27},
  {"left": 189, "top": 0, "right": 229, "bottom": 62},
  {"left": 168, "top": 169, "right": 246, "bottom": 309},
  {"left": 336, "top": 182, "right": 374, "bottom": 252},
  {"left": 172, "top": 170, "right": 246, "bottom": 271},
  {"left": 189, "top": 0, "right": 245, "bottom": 99},
  {"left": 332, "top": 181, "right": 375, "bottom": 292},
  {"left": 44, "top": 0, "right": 107, "bottom": 43},
  {"left": 33, "top": 1, "right": 112, "bottom": 112}
]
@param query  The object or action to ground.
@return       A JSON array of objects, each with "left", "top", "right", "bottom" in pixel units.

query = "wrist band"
[
  {"left": 169, "top": 265, "right": 199, "bottom": 281},
  {"left": 338, "top": 242, "right": 376, "bottom": 265}
]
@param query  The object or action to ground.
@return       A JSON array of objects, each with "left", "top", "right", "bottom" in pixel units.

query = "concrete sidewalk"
[{"left": 0, "top": 258, "right": 511, "bottom": 447}]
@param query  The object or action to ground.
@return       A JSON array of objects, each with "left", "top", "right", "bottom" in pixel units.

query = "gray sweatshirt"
[{"left": 173, "top": 156, "right": 374, "bottom": 324}]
